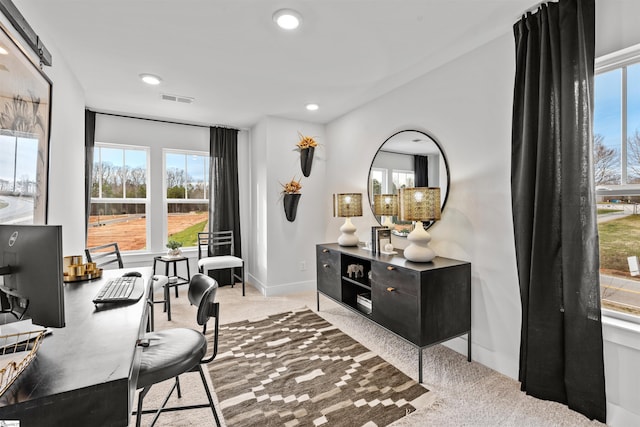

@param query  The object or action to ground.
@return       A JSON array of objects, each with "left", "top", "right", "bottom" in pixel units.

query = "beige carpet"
[{"left": 133, "top": 283, "right": 607, "bottom": 426}]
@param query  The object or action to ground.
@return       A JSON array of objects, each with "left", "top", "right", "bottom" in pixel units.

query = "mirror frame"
[{"left": 367, "top": 129, "right": 450, "bottom": 235}]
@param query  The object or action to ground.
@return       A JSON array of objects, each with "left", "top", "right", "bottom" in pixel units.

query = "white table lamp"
[
  {"left": 398, "top": 187, "right": 441, "bottom": 262},
  {"left": 373, "top": 194, "right": 398, "bottom": 228},
  {"left": 333, "top": 193, "right": 363, "bottom": 246}
]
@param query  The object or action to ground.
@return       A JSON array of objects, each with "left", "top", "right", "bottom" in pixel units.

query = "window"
[
  {"left": 595, "top": 45, "right": 640, "bottom": 316},
  {"left": 392, "top": 170, "right": 415, "bottom": 192},
  {"left": 88, "top": 144, "right": 149, "bottom": 251},
  {"left": 165, "top": 150, "right": 209, "bottom": 247},
  {"left": 0, "top": 134, "right": 38, "bottom": 224},
  {"left": 369, "top": 168, "right": 387, "bottom": 196}
]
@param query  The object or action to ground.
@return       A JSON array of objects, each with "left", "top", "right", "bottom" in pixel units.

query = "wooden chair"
[
  {"left": 134, "top": 273, "right": 221, "bottom": 426},
  {"left": 85, "top": 242, "right": 124, "bottom": 269},
  {"left": 197, "top": 231, "right": 245, "bottom": 296}
]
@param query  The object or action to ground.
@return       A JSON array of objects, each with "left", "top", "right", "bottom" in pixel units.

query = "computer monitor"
[{"left": 0, "top": 224, "right": 65, "bottom": 328}]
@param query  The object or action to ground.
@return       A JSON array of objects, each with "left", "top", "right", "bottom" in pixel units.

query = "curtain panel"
[
  {"left": 84, "top": 109, "right": 96, "bottom": 245},
  {"left": 414, "top": 155, "right": 429, "bottom": 187},
  {"left": 511, "top": 0, "right": 605, "bottom": 422},
  {"left": 208, "top": 127, "right": 242, "bottom": 284}
]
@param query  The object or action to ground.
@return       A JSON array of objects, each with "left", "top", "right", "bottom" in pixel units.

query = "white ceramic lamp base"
[
  {"left": 403, "top": 221, "right": 436, "bottom": 262},
  {"left": 382, "top": 216, "right": 394, "bottom": 228},
  {"left": 338, "top": 217, "right": 359, "bottom": 246}
]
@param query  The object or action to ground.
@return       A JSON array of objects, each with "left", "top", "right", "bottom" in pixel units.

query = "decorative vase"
[
  {"left": 300, "top": 146, "right": 315, "bottom": 177},
  {"left": 167, "top": 248, "right": 182, "bottom": 257},
  {"left": 283, "top": 193, "right": 301, "bottom": 222}
]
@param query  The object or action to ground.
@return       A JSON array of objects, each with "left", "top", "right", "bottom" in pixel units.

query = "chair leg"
[
  {"left": 134, "top": 377, "right": 180, "bottom": 427},
  {"left": 147, "top": 300, "right": 154, "bottom": 332},
  {"left": 241, "top": 264, "right": 245, "bottom": 296},
  {"left": 136, "top": 386, "right": 150, "bottom": 427},
  {"left": 198, "top": 364, "right": 221, "bottom": 427}
]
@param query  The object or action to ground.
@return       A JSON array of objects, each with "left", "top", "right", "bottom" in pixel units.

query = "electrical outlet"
[{"left": 299, "top": 261, "right": 306, "bottom": 271}]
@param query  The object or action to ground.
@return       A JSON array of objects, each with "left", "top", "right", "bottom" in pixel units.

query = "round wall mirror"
[{"left": 367, "top": 130, "right": 450, "bottom": 237}]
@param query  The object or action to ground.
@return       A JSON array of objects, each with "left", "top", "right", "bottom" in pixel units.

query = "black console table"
[
  {"left": 0, "top": 267, "right": 152, "bottom": 426},
  {"left": 316, "top": 243, "right": 471, "bottom": 383}
]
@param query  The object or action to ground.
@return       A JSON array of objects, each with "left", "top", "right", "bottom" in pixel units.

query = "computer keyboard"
[{"left": 93, "top": 276, "right": 144, "bottom": 304}]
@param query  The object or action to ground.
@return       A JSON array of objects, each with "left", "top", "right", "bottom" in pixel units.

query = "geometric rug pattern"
[{"left": 208, "top": 308, "right": 435, "bottom": 427}]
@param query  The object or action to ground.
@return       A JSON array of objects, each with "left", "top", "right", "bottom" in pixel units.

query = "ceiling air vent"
[{"left": 161, "top": 93, "right": 195, "bottom": 104}]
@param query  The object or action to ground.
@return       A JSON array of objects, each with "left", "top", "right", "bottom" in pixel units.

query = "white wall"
[
  {"left": 249, "top": 117, "right": 327, "bottom": 295},
  {"left": 326, "top": 32, "right": 522, "bottom": 377}
]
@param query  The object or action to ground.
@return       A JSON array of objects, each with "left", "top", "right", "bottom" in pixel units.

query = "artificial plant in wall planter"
[
  {"left": 296, "top": 132, "right": 318, "bottom": 177},
  {"left": 281, "top": 177, "right": 302, "bottom": 222}
]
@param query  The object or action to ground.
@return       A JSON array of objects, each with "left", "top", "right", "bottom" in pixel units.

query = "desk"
[{"left": 0, "top": 267, "right": 151, "bottom": 426}]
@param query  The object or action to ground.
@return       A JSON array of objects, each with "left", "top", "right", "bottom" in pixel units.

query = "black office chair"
[
  {"left": 134, "top": 273, "right": 221, "bottom": 427},
  {"left": 85, "top": 242, "right": 124, "bottom": 269},
  {"left": 197, "top": 231, "right": 245, "bottom": 296}
]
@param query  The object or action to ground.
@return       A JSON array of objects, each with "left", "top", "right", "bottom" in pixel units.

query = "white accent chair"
[{"left": 197, "top": 231, "right": 245, "bottom": 296}]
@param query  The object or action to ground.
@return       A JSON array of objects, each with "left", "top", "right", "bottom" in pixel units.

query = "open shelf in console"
[{"left": 340, "top": 254, "right": 372, "bottom": 315}]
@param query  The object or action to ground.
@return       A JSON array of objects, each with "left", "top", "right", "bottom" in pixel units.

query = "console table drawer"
[
  {"left": 372, "top": 263, "right": 419, "bottom": 297},
  {"left": 372, "top": 281, "right": 418, "bottom": 342},
  {"left": 316, "top": 246, "right": 340, "bottom": 301}
]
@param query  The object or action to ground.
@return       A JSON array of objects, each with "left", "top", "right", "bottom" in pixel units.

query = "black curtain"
[
  {"left": 511, "top": 0, "right": 605, "bottom": 422},
  {"left": 84, "top": 109, "right": 96, "bottom": 246},
  {"left": 209, "top": 127, "right": 241, "bottom": 285},
  {"left": 414, "top": 155, "right": 429, "bottom": 187}
]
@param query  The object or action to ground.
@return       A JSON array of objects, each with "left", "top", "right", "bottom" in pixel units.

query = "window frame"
[
  {"left": 162, "top": 148, "right": 210, "bottom": 248},
  {"left": 391, "top": 169, "right": 415, "bottom": 192},
  {"left": 89, "top": 142, "right": 151, "bottom": 253},
  {"left": 596, "top": 43, "right": 640, "bottom": 324}
]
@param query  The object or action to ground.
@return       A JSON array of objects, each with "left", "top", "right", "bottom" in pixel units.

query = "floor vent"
[{"left": 161, "top": 94, "right": 195, "bottom": 104}]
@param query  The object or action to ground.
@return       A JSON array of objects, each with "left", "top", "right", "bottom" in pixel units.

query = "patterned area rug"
[{"left": 208, "top": 308, "right": 435, "bottom": 427}]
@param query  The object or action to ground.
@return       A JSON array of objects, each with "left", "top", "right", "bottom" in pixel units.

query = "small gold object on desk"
[{"left": 63, "top": 255, "right": 102, "bottom": 282}]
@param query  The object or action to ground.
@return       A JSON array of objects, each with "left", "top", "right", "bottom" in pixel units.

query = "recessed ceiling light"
[
  {"left": 273, "top": 9, "right": 302, "bottom": 30},
  {"left": 0, "top": 46, "right": 8, "bottom": 55},
  {"left": 306, "top": 103, "right": 319, "bottom": 111},
  {"left": 139, "top": 73, "right": 162, "bottom": 85}
]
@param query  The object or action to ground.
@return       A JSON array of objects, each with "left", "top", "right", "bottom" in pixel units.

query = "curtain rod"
[
  {"left": 90, "top": 110, "right": 243, "bottom": 131},
  {"left": 521, "top": 1, "right": 558, "bottom": 16}
]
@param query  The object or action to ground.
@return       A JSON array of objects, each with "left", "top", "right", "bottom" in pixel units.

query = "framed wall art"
[{"left": 0, "top": 23, "right": 52, "bottom": 224}]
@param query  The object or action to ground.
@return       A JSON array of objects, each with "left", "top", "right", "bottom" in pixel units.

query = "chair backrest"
[
  {"left": 197, "top": 231, "right": 235, "bottom": 259},
  {"left": 85, "top": 242, "right": 124, "bottom": 269},
  {"left": 188, "top": 273, "right": 220, "bottom": 362},
  {"left": 188, "top": 273, "right": 219, "bottom": 327}
]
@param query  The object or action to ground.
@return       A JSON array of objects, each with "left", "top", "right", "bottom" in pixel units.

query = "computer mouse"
[{"left": 123, "top": 271, "right": 142, "bottom": 277}]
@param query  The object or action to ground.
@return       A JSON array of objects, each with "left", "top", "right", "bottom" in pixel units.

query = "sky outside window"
[
  {"left": 627, "top": 64, "right": 640, "bottom": 181},
  {"left": 594, "top": 70, "right": 622, "bottom": 143}
]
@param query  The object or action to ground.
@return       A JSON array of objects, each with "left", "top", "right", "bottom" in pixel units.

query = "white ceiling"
[{"left": 18, "top": 0, "right": 538, "bottom": 129}]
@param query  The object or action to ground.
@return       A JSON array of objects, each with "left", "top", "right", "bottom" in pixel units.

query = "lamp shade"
[
  {"left": 373, "top": 194, "right": 398, "bottom": 216},
  {"left": 333, "top": 193, "right": 363, "bottom": 218},
  {"left": 398, "top": 187, "right": 441, "bottom": 222}
]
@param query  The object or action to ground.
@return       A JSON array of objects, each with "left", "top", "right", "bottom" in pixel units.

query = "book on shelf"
[
  {"left": 356, "top": 292, "right": 372, "bottom": 314},
  {"left": 370, "top": 226, "right": 388, "bottom": 253}
]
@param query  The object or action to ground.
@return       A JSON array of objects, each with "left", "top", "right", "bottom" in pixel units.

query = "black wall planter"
[
  {"left": 300, "top": 147, "right": 315, "bottom": 177},
  {"left": 283, "top": 193, "right": 301, "bottom": 222}
]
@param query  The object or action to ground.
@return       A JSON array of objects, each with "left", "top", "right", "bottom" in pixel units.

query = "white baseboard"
[
  {"left": 607, "top": 402, "right": 640, "bottom": 426},
  {"left": 247, "top": 274, "right": 315, "bottom": 297}
]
